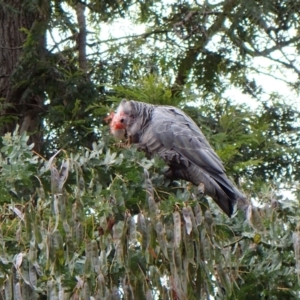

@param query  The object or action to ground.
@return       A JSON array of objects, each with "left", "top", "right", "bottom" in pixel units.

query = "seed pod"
[
  {"left": 129, "top": 216, "right": 136, "bottom": 244},
  {"left": 99, "top": 250, "right": 108, "bottom": 274},
  {"left": 14, "top": 282, "right": 22, "bottom": 300},
  {"left": 97, "top": 273, "right": 106, "bottom": 298},
  {"left": 4, "top": 275, "right": 13, "bottom": 300},
  {"left": 293, "top": 231, "right": 300, "bottom": 277},
  {"left": 173, "top": 211, "right": 181, "bottom": 248},
  {"left": 58, "top": 160, "right": 69, "bottom": 192},
  {"left": 194, "top": 203, "right": 202, "bottom": 226},
  {"left": 137, "top": 213, "right": 147, "bottom": 251},
  {"left": 155, "top": 221, "right": 167, "bottom": 258},
  {"left": 182, "top": 206, "right": 192, "bottom": 235}
]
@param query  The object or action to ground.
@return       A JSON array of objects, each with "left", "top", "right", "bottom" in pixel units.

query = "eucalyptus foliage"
[
  {"left": 1, "top": 0, "right": 300, "bottom": 153},
  {"left": 0, "top": 117, "right": 299, "bottom": 299}
]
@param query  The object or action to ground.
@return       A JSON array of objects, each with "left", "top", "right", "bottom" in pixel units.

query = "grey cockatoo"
[{"left": 109, "top": 99, "right": 247, "bottom": 217}]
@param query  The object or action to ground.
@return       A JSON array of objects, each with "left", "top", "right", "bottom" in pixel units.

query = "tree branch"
[
  {"left": 76, "top": 2, "right": 87, "bottom": 72},
  {"left": 88, "top": 29, "right": 170, "bottom": 46},
  {"left": 255, "top": 37, "right": 300, "bottom": 56},
  {"left": 173, "top": 0, "right": 238, "bottom": 94},
  {"left": 0, "top": 45, "right": 23, "bottom": 50},
  {"left": 264, "top": 55, "right": 300, "bottom": 76},
  {"left": 48, "top": 32, "right": 77, "bottom": 53}
]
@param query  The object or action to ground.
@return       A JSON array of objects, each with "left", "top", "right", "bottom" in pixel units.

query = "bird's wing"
[
  {"left": 151, "top": 107, "right": 225, "bottom": 176},
  {"left": 141, "top": 106, "right": 243, "bottom": 217}
]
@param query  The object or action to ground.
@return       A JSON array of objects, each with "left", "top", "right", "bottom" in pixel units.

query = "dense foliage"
[
  {"left": 1, "top": 0, "right": 300, "bottom": 299},
  {"left": 0, "top": 122, "right": 299, "bottom": 299}
]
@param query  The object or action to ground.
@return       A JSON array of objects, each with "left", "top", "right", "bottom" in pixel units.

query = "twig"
[
  {"left": 0, "top": 45, "right": 23, "bottom": 50},
  {"left": 224, "top": 236, "right": 245, "bottom": 248}
]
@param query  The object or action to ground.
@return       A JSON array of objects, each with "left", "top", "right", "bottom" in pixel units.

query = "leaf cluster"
[{"left": 0, "top": 127, "right": 299, "bottom": 299}]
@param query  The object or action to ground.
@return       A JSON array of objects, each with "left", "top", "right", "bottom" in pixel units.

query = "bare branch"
[
  {"left": 265, "top": 55, "right": 300, "bottom": 75},
  {"left": 250, "top": 68, "right": 294, "bottom": 86},
  {"left": 90, "top": 29, "right": 169, "bottom": 46},
  {"left": 48, "top": 32, "right": 77, "bottom": 52},
  {"left": 278, "top": 48, "right": 300, "bottom": 75},
  {"left": 254, "top": 36, "right": 300, "bottom": 57}
]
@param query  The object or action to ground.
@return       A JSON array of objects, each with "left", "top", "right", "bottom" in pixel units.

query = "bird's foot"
[
  {"left": 113, "top": 139, "right": 131, "bottom": 149},
  {"left": 197, "top": 182, "right": 205, "bottom": 195},
  {"left": 191, "top": 183, "right": 205, "bottom": 201}
]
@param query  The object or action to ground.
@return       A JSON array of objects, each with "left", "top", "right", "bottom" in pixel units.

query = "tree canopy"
[{"left": 0, "top": 0, "right": 300, "bottom": 299}]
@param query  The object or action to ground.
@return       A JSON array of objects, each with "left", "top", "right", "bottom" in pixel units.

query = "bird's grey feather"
[{"left": 118, "top": 100, "right": 247, "bottom": 217}]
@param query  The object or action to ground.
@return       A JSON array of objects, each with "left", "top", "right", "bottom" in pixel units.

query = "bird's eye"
[{"left": 120, "top": 118, "right": 124, "bottom": 123}]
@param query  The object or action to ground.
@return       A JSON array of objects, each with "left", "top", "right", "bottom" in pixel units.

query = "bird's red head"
[{"left": 105, "top": 111, "right": 127, "bottom": 140}]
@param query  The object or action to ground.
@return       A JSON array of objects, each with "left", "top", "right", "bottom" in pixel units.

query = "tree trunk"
[{"left": 0, "top": 0, "right": 47, "bottom": 152}]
